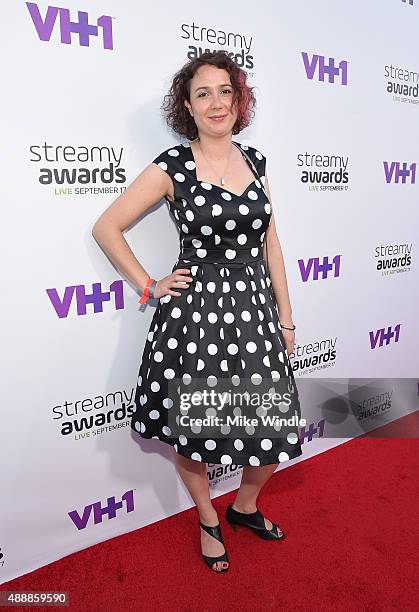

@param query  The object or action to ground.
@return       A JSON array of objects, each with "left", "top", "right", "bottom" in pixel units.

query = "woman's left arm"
[{"left": 262, "top": 174, "right": 296, "bottom": 352}]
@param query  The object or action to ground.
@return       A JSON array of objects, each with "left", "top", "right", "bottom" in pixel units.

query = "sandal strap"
[
  {"left": 202, "top": 551, "right": 229, "bottom": 564},
  {"left": 200, "top": 521, "right": 229, "bottom": 566},
  {"left": 228, "top": 505, "right": 280, "bottom": 532},
  {"left": 228, "top": 505, "right": 264, "bottom": 527},
  {"left": 199, "top": 521, "right": 225, "bottom": 543}
]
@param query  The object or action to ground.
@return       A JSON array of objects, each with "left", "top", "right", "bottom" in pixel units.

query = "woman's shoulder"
[
  {"left": 150, "top": 142, "right": 191, "bottom": 179},
  {"left": 151, "top": 142, "right": 189, "bottom": 163},
  {"left": 234, "top": 140, "right": 267, "bottom": 177},
  {"left": 234, "top": 140, "right": 265, "bottom": 159}
]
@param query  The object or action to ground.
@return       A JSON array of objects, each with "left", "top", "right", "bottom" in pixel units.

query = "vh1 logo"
[
  {"left": 383, "top": 162, "right": 416, "bottom": 184},
  {"left": 46, "top": 280, "right": 124, "bottom": 317},
  {"left": 299, "top": 418, "right": 326, "bottom": 443},
  {"left": 369, "top": 324, "right": 401, "bottom": 349},
  {"left": 26, "top": 2, "right": 114, "bottom": 50},
  {"left": 301, "top": 52, "right": 348, "bottom": 85},
  {"left": 298, "top": 255, "right": 341, "bottom": 282},
  {"left": 68, "top": 490, "right": 135, "bottom": 530}
]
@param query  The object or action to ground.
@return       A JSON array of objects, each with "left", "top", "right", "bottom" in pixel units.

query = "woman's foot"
[
  {"left": 231, "top": 501, "right": 279, "bottom": 535},
  {"left": 199, "top": 509, "right": 229, "bottom": 572}
]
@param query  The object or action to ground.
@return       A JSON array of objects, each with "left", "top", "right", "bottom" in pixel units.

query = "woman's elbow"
[
  {"left": 91, "top": 222, "right": 100, "bottom": 238},
  {"left": 91, "top": 219, "right": 106, "bottom": 240}
]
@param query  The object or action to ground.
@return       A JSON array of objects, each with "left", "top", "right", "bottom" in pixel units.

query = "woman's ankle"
[
  {"left": 198, "top": 505, "right": 218, "bottom": 525},
  {"left": 231, "top": 500, "right": 258, "bottom": 513}
]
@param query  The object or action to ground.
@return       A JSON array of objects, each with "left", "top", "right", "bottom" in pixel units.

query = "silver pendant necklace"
[{"left": 196, "top": 137, "right": 233, "bottom": 186}]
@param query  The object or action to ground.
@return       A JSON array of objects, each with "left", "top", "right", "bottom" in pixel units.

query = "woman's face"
[{"left": 184, "top": 64, "right": 238, "bottom": 138}]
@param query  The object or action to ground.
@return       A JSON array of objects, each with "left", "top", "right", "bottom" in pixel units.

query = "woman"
[{"left": 92, "top": 50, "right": 302, "bottom": 573}]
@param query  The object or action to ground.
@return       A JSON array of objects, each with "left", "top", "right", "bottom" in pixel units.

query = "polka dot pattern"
[{"left": 131, "top": 141, "right": 302, "bottom": 467}]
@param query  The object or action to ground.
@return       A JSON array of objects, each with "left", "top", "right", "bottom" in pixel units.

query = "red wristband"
[{"left": 139, "top": 277, "right": 154, "bottom": 304}]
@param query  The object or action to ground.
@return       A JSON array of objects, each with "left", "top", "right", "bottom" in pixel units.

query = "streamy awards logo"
[{"left": 29, "top": 143, "right": 127, "bottom": 196}]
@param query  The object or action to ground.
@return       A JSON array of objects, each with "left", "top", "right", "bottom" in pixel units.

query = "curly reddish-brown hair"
[{"left": 160, "top": 50, "right": 256, "bottom": 141}]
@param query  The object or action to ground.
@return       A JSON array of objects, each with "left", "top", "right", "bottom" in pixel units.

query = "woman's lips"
[{"left": 209, "top": 115, "right": 226, "bottom": 121}]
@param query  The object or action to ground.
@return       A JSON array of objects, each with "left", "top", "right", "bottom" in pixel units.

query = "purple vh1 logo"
[
  {"left": 298, "top": 255, "right": 341, "bottom": 282},
  {"left": 301, "top": 52, "right": 348, "bottom": 85},
  {"left": 369, "top": 325, "right": 401, "bottom": 349},
  {"left": 26, "top": 2, "right": 113, "bottom": 50},
  {"left": 69, "top": 490, "right": 135, "bottom": 530},
  {"left": 46, "top": 280, "right": 124, "bottom": 317},
  {"left": 299, "top": 418, "right": 326, "bottom": 443},
  {"left": 383, "top": 162, "right": 416, "bottom": 184}
]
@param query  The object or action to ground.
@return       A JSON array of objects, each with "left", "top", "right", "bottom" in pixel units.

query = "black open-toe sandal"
[
  {"left": 225, "top": 503, "right": 286, "bottom": 540},
  {"left": 199, "top": 521, "right": 230, "bottom": 572}
]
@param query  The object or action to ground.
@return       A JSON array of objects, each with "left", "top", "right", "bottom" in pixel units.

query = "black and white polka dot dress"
[{"left": 130, "top": 140, "right": 303, "bottom": 467}]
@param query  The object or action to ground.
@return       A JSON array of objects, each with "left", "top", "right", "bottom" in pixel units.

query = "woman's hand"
[
  {"left": 152, "top": 268, "right": 193, "bottom": 299},
  {"left": 281, "top": 328, "right": 295, "bottom": 357}
]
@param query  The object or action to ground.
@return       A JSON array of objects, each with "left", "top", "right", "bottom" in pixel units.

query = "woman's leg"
[
  {"left": 232, "top": 463, "right": 280, "bottom": 530},
  {"left": 174, "top": 451, "right": 229, "bottom": 571}
]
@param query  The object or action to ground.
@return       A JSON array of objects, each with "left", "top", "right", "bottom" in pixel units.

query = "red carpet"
[{"left": 2, "top": 412, "right": 418, "bottom": 612}]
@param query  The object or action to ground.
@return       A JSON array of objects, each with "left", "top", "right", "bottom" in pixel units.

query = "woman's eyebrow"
[{"left": 194, "top": 84, "right": 232, "bottom": 93}]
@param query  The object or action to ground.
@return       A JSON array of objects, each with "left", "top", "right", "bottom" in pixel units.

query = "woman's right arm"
[{"left": 91, "top": 163, "right": 191, "bottom": 297}]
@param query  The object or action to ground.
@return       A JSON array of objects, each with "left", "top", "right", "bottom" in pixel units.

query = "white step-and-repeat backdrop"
[{"left": 1, "top": 0, "right": 418, "bottom": 583}]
